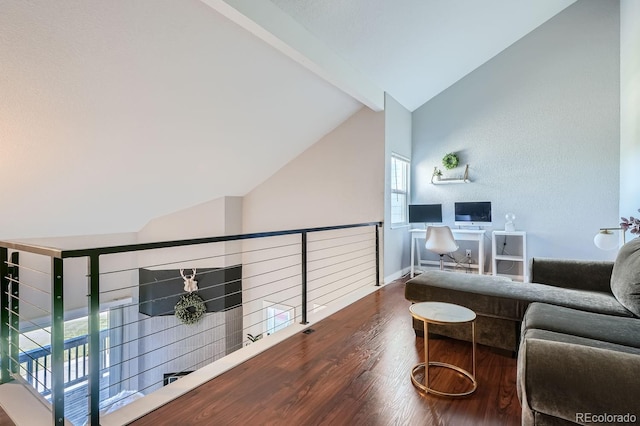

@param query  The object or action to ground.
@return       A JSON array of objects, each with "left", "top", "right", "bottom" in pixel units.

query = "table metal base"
[{"left": 411, "top": 361, "right": 477, "bottom": 397}]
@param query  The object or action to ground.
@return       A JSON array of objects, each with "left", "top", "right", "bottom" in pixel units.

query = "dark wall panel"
[{"left": 138, "top": 265, "right": 242, "bottom": 316}]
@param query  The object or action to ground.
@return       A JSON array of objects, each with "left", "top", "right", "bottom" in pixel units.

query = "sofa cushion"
[
  {"left": 518, "top": 329, "right": 640, "bottom": 425},
  {"left": 522, "top": 302, "right": 640, "bottom": 348},
  {"left": 611, "top": 237, "right": 640, "bottom": 317},
  {"left": 405, "top": 271, "right": 634, "bottom": 321}
]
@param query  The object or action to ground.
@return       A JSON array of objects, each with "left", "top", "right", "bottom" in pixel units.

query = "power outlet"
[{"left": 465, "top": 249, "right": 472, "bottom": 258}]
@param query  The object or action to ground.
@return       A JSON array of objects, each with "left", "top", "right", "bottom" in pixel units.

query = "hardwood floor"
[
  {"left": 131, "top": 276, "right": 521, "bottom": 426},
  {"left": 0, "top": 408, "right": 13, "bottom": 426}
]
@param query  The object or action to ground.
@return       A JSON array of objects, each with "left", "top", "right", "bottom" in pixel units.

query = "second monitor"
[{"left": 454, "top": 201, "right": 492, "bottom": 227}]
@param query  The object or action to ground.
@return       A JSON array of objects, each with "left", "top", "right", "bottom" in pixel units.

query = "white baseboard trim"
[{"left": 384, "top": 266, "right": 411, "bottom": 284}]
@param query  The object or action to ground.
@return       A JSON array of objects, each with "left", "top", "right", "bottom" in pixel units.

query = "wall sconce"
[{"left": 593, "top": 227, "right": 626, "bottom": 251}]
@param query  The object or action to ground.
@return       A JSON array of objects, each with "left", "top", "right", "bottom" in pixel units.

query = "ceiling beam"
[{"left": 200, "top": 0, "right": 385, "bottom": 111}]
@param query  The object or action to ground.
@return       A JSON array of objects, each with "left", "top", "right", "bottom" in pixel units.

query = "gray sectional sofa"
[{"left": 404, "top": 238, "right": 640, "bottom": 425}]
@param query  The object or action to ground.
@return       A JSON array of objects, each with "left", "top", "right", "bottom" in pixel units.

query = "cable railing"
[{"left": 0, "top": 221, "right": 382, "bottom": 425}]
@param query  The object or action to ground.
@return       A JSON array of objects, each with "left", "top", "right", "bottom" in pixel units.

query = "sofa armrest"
[
  {"left": 518, "top": 330, "right": 640, "bottom": 425},
  {"left": 529, "top": 258, "right": 613, "bottom": 293}
]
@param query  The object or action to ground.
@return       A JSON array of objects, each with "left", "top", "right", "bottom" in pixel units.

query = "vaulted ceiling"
[
  {"left": 0, "top": 0, "right": 575, "bottom": 239},
  {"left": 204, "top": 0, "right": 575, "bottom": 111}
]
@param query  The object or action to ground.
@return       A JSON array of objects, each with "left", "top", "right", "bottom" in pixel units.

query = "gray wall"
[
  {"left": 620, "top": 0, "right": 640, "bottom": 221},
  {"left": 411, "top": 0, "right": 620, "bottom": 266},
  {"left": 384, "top": 93, "right": 413, "bottom": 281}
]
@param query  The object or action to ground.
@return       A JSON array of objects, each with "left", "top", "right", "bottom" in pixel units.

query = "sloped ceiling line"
[{"left": 200, "top": 0, "right": 385, "bottom": 111}]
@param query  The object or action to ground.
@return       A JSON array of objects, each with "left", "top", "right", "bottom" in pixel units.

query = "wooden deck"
[{"left": 131, "top": 276, "right": 521, "bottom": 426}]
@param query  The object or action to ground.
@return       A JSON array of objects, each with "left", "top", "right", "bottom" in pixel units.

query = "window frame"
[{"left": 390, "top": 153, "right": 410, "bottom": 227}]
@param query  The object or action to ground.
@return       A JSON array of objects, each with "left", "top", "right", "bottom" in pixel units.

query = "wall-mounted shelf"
[{"left": 431, "top": 164, "right": 470, "bottom": 184}]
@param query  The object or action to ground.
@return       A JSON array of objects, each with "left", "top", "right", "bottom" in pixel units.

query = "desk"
[{"left": 410, "top": 228, "right": 486, "bottom": 277}]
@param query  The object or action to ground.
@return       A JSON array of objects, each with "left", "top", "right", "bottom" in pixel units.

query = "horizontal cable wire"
[
  {"left": 7, "top": 292, "right": 51, "bottom": 316},
  {"left": 98, "top": 252, "right": 301, "bottom": 295},
  {"left": 306, "top": 236, "right": 373, "bottom": 255},
  {"left": 101, "top": 263, "right": 301, "bottom": 330},
  {"left": 308, "top": 257, "right": 374, "bottom": 285},
  {"left": 307, "top": 248, "right": 375, "bottom": 271},
  {"left": 8, "top": 327, "right": 51, "bottom": 354},
  {"left": 9, "top": 343, "right": 52, "bottom": 376},
  {"left": 95, "top": 240, "right": 301, "bottom": 277},
  {"left": 103, "top": 265, "right": 300, "bottom": 338},
  {"left": 103, "top": 275, "right": 304, "bottom": 369},
  {"left": 101, "top": 243, "right": 371, "bottom": 368},
  {"left": 308, "top": 271, "right": 376, "bottom": 307},
  {"left": 308, "top": 265, "right": 375, "bottom": 299},
  {"left": 101, "top": 320, "right": 228, "bottom": 390},
  {"left": 306, "top": 229, "right": 373, "bottom": 243},
  {"left": 105, "top": 290, "right": 305, "bottom": 391},
  {"left": 6, "top": 315, "right": 52, "bottom": 339},
  {"left": 8, "top": 352, "right": 51, "bottom": 390},
  {"left": 101, "top": 266, "right": 363, "bottom": 396},
  {"left": 308, "top": 236, "right": 373, "bottom": 252},
  {"left": 5, "top": 276, "right": 52, "bottom": 296},
  {"left": 307, "top": 255, "right": 375, "bottom": 285},
  {"left": 104, "top": 278, "right": 302, "bottom": 356},
  {"left": 4, "top": 262, "right": 51, "bottom": 276}
]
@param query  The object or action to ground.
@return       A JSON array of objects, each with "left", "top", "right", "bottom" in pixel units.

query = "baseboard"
[{"left": 384, "top": 266, "right": 411, "bottom": 284}]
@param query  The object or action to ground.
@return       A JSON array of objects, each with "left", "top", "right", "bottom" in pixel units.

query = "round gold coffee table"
[{"left": 409, "top": 301, "right": 477, "bottom": 397}]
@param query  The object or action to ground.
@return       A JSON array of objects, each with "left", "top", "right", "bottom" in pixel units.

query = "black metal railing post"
[
  {"left": 88, "top": 254, "right": 101, "bottom": 426},
  {"left": 0, "top": 247, "right": 10, "bottom": 383},
  {"left": 9, "top": 252, "right": 19, "bottom": 375},
  {"left": 301, "top": 232, "right": 308, "bottom": 325},
  {"left": 51, "top": 257, "right": 65, "bottom": 425},
  {"left": 375, "top": 225, "right": 381, "bottom": 286}
]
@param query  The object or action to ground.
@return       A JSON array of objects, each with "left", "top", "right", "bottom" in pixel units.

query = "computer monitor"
[
  {"left": 454, "top": 201, "right": 492, "bottom": 227},
  {"left": 408, "top": 204, "right": 443, "bottom": 224}
]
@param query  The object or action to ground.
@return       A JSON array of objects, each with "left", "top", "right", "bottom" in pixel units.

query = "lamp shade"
[{"left": 594, "top": 230, "right": 618, "bottom": 250}]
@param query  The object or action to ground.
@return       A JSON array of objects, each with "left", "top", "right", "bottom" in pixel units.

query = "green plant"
[
  {"left": 174, "top": 293, "right": 206, "bottom": 325},
  {"left": 247, "top": 333, "right": 263, "bottom": 342},
  {"left": 434, "top": 169, "right": 443, "bottom": 177},
  {"left": 442, "top": 152, "right": 459, "bottom": 170}
]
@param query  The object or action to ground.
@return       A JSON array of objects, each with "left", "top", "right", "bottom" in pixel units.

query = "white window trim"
[{"left": 390, "top": 153, "right": 410, "bottom": 228}]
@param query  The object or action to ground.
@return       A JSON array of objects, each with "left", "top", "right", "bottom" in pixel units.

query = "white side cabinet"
[{"left": 492, "top": 231, "right": 527, "bottom": 282}]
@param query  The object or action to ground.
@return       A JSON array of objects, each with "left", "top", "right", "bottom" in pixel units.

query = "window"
[
  {"left": 263, "top": 302, "right": 294, "bottom": 335},
  {"left": 390, "top": 154, "right": 410, "bottom": 225}
]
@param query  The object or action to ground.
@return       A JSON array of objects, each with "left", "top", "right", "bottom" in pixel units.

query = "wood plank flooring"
[
  {"left": 0, "top": 408, "right": 13, "bottom": 426},
  {"left": 132, "top": 276, "right": 521, "bottom": 425}
]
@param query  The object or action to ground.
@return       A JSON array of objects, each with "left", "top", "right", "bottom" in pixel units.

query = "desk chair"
[{"left": 425, "top": 226, "right": 459, "bottom": 270}]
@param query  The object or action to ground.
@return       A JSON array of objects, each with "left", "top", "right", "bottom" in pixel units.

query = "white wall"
[
  {"left": 0, "top": 0, "right": 360, "bottom": 240},
  {"left": 241, "top": 106, "right": 383, "bottom": 340},
  {"left": 620, "top": 0, "right": 640, "bottom": 222},
  {"left": 412, "top": 0, "right": 620, "bottom": 265},
  {"left": 242, "top": 106, "right": 384, "bottom": 232},
  {"left": 137, "top": 196, "right": 243, "bottom": 270},
  {"left": 383, "top": 94, "right": 412, "bottom": 281}
]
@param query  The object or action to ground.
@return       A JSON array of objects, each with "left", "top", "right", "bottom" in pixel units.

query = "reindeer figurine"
[{"left": 180, "top": 268, "right": 198, "bottom": 293}]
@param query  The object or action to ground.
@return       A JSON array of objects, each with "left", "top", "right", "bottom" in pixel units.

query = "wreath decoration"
[
  {"left": 174, "top": 293, "right": 206, "bottom": 325},
  {"left": 442, "top": 152, "right": 459, "bottom": 170}
]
